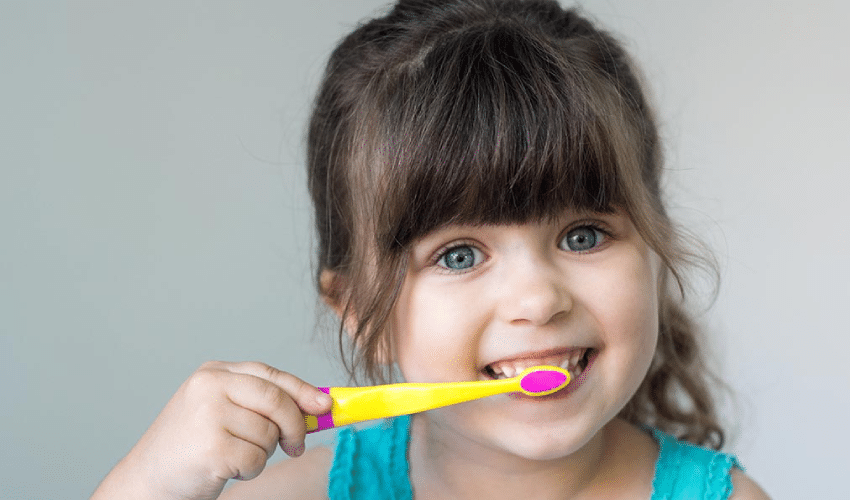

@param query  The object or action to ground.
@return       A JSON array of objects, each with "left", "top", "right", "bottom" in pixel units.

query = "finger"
[
  {"left": 218, "top": 432, "right": 270, "bottom": 482},
  {"left": 224, "top": 405, "right": 280, "bottom": 460},
  {"left": 226, "top": 362, "right": 332, "bottom": 414},
  {"left": 221, "top": 364, "right": 328, "bottom": 456},
  {"left": 222, "top": 373, "right": 306, "bottom": 456}
]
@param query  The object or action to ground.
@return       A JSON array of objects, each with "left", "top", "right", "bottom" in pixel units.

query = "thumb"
[
  {"left": 308, "top": 386, "right": 334, "bottom": 415},
  {"left": 228, "top": 362, "right": 333, "bottom": 415}
]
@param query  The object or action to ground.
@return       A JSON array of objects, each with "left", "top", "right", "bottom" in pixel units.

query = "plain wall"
[{"left": 1, "top": 1, "right": 847, "bottom": 498}]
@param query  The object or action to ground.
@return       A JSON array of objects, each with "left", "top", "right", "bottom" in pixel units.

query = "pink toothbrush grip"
[{"left": 307, "top": 387, "right": 335, "bottom": 433}]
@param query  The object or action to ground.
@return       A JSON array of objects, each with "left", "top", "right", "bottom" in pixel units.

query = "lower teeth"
[{"left": 569, "top": 365, "right": 583, "bottom": 380}]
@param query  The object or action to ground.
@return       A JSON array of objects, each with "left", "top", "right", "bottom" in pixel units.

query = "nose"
[{"left": 495, "top": 254, "right": 572, "bottom": 327}]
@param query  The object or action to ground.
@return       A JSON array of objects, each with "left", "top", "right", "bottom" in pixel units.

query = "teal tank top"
[{"left": 327, "top": 415, "right": 741, "bottom": 499}]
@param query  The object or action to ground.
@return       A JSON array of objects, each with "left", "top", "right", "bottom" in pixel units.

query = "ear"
[
  {"left": 319, "top": 269, "right": 343, "bottom": 316},
  {"left": 319, "top": 269, "right": 355, "bottom": 327},
  {"left": 319, "top": 269, "right": 393, "bottom": 367}
]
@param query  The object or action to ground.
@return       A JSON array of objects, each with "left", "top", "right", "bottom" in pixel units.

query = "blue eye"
[
  {"left": 561, "top": 226, "right": 605, "bottom": 252},
  {"left": 437, "top": 245, "right": 481, "bottom": 270}
]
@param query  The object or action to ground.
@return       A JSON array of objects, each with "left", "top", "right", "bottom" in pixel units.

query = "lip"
[{"left": 505, "top": 348, "right": 598, "bottom": 401}]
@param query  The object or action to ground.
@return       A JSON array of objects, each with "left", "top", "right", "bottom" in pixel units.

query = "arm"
[{"left": 729, "top": 468, "right": 771, "bottom": 500}]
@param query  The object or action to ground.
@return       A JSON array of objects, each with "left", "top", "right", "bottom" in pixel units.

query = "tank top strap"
[
  {"left": 328, "top": 416, "right": 414, "bottom": 500},
  {"left": 649, "top": 428, "right": 742, "bottom": 500}
]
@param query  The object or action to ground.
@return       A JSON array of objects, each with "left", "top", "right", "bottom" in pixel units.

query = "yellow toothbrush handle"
[
  {"left": 329, "top": 377, "right": 520, "bottom": 427},
  {"left": 304, "top": 377, "right": 522, "bottom": 432},
  {"left": 305, "top": 366, "right": 570, "bottom": 432}
]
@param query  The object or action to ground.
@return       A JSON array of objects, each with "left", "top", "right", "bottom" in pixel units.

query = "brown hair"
[{"left": 307, "top": 0, "right": 726, "bottom": 449}]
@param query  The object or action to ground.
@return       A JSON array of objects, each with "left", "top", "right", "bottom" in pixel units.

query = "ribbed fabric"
[
  {"left": 328, "top": 416, "right": 413, "bottom": 500},
  {"left": 328, "top": 415, "right": 741, "bottom": 499},
  {"left": 649, "top": 427, "right": 741, "bottom": 500}
]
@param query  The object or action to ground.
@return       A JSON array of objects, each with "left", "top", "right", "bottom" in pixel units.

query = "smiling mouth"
[{"left": 482, "top": 348, "right": 594, "bottom": 384}]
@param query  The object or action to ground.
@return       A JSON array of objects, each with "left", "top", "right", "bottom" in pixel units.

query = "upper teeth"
[{"left": 487, "top": 349, "right": 587, "bottom": 379}]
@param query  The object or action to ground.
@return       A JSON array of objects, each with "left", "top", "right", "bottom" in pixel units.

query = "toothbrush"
[{"left": 304, "top": 365, "right": 570, "bottom": 433}]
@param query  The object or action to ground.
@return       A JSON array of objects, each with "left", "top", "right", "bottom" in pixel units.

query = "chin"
[
  {"left": 495, "top": 434, "right": 584, "bottom": 462},
  {"left": 486, "top": 418, "right": 598, "bottom": 462}
]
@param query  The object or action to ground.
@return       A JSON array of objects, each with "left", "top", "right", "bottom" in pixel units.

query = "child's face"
[{"left": 390, "top": 208, "right": 660, "bottom": 460}]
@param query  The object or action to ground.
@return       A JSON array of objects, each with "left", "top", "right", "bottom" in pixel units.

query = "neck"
[{"left": 408, "top": 414, "right": 621, "bottom": 500}]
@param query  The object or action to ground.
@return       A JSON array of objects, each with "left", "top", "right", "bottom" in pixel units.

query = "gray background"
[{"left": 2, "top": 1, "right": 848, "bottom": 498}]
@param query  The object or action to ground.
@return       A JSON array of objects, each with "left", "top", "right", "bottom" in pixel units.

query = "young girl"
[{"left": 92, "top": 1, "right": 769, "bottom": 498}]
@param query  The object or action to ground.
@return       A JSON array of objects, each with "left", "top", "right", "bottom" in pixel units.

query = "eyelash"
[
  {"left": 558, "top": 221, "right": 613, "bottom": 254},
  {"left": 431, "top": 240, "right": 483, "bottom": 273},
  {"left": 429, "top": 220, "right": 614, "bottom": 272}
]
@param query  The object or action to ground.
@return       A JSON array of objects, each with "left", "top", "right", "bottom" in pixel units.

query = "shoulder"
[
  {"left": 218, "top": 445, "right": 333, "bottom": 500},
  {"left": 729, "top": 468, "right": 771, "bottom": 500},
  {"left": 648, "top": 426, "right": 765, "bottom": 500}
]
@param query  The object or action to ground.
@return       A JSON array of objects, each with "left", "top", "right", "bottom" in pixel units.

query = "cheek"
[
  {"left": 391, "top": 279, "right": 484, "bottom": 382},
  {"left": 618, "top": 257, "right": 660, "bottom": 381},
  {"left": 591, "top": 249, "right": 660, "bottom": 366}
]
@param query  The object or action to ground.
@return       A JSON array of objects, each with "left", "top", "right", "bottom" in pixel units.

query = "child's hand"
[{"left": 91, "top": 361, "right": 333, "bottom": 500}]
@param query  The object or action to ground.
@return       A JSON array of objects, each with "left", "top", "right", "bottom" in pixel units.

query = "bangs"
[{"left": 354, "top": 21, "right": 646, "bottom": 252}]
